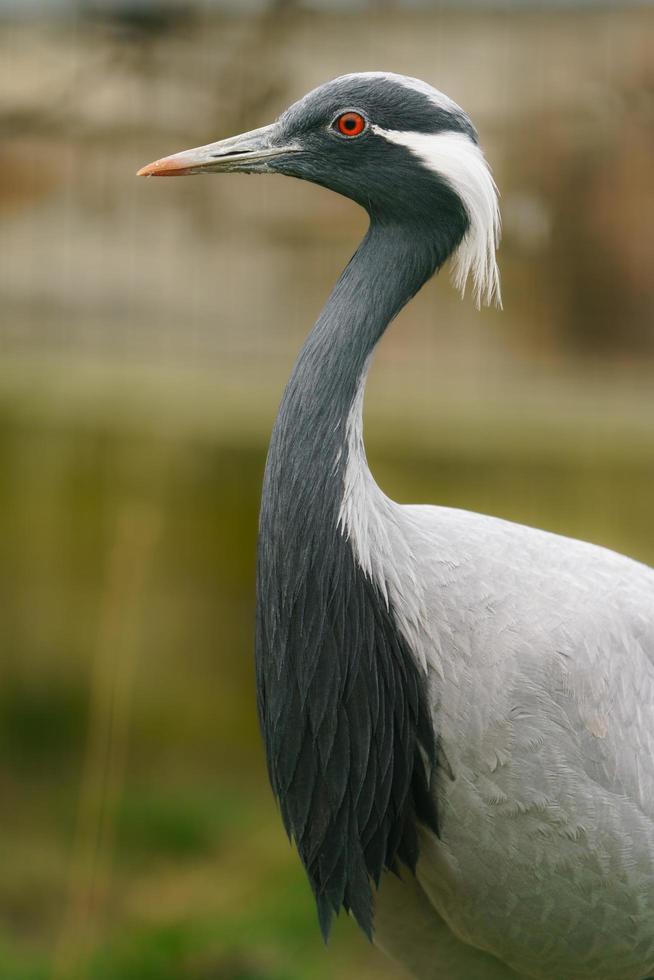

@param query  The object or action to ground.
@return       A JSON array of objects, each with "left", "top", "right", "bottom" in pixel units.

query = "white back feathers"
[{"left": 372, "top": 125, "right": 502, "bottom": 308}]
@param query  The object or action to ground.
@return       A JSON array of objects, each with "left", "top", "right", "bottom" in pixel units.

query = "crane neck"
[
  {"left": 256, "top": 217, "right": 443, "bottom": 939},
  {"left": 268, "top": 219, "right": 442, "bottom": 488}
]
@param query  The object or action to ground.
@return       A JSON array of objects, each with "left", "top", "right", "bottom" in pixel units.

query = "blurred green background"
[{"left": 1, "top": 1, "right": 653, "bottom": 978}]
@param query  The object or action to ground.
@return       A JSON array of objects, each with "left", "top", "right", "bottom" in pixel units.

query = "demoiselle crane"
[{"left": 138, "top": 73, "right": 654, "bottom": 980}]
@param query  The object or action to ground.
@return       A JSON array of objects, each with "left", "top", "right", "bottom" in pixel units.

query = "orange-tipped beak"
[
  {"left": 137, "top": 151, "right": 202, "bottom": 177},
  {"left": 137, "top": 124, "right": 298, "bottom": 177}
]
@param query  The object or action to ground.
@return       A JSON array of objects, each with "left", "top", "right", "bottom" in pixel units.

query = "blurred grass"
[{"left": 0, "top": 353, "right": 652, "bottom": 980}]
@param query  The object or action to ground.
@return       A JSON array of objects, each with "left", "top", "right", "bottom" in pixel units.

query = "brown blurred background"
[{"left": 1, "top": 2, "right": 653, "bottom": 979}]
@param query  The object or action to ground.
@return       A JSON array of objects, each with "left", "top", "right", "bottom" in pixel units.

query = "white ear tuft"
[
  {"left": 444, "top": 134, "right": 502, "bottom": 309},
  {"left": 372, "top": 127, "right": 502, "bottom": 308}
]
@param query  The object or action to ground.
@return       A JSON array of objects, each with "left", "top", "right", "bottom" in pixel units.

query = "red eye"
[{"left": 335, "top": 111, "right": 366, "bottom": 137}]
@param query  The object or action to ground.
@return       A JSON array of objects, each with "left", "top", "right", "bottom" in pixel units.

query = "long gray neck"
[
  {"left": 262, "top": 221, "right": 440, "bottom": 527},
  {"left": 256, "top": 220, "right": 442, "bottom": 941}
]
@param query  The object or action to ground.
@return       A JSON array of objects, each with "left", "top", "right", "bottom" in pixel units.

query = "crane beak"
[{"left": 137, "top": 123, "right": 297, "bottom": 177}]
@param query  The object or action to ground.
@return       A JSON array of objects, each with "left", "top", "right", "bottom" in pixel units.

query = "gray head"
[{"left": 139, "top": 71, "right": 501, "bottom": 306}]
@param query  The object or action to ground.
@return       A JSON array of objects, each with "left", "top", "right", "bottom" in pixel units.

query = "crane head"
[{"left": 138, "top": 72, "right": 500, "bottom": 307}]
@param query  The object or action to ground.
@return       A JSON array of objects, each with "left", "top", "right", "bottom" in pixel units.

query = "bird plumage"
[
  {"left": 256, "top": 219, "right": 442, "bottom": 939},
  {"left": 368, "top": 503, "right": 654, "bottom": 978},
  {"left": 138, "top": 71, "right": 654, "bottom": 979}
]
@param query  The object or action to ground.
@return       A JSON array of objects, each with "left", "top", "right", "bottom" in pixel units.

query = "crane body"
[{"left": 138, "top": 72, "right": 654, "bottom": 980}]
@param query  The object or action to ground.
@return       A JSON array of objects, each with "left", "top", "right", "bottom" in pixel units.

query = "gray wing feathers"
[
  {"left": 393, "top": 505, "right": 654, "bottom": 979},
  {"left": 374, "top": 865, "right": 517, "bottom": 979}
]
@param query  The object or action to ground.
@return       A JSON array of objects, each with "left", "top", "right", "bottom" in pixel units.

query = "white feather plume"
[{"left": 372, "top": 126, "right": 502, "bottom": 308}]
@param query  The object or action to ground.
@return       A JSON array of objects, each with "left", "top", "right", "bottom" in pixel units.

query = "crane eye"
[{"left": 334, "top": 111, "right": 367, "bottom": 138}]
